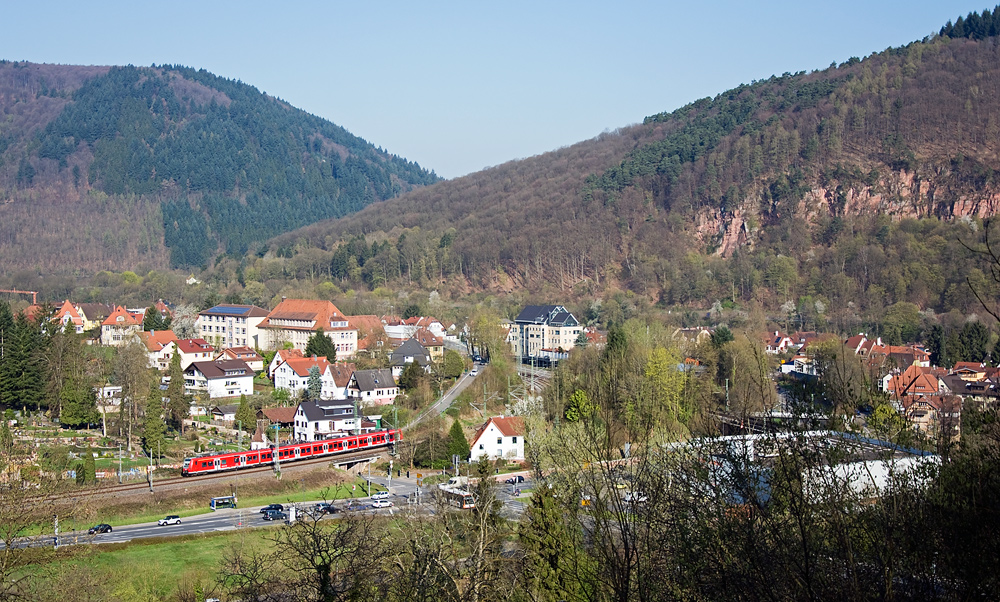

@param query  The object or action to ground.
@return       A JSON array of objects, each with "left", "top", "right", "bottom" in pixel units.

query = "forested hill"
[
  {"left": 267, "top": 8, "right": 1000, "bottom": 322},
  {"left": 0, "top": 62, "right": 439, "bottom": 272}
]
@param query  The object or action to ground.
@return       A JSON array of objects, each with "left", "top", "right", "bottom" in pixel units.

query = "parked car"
[
  {"left": 157, "top": 515, "right": 181, "bottom": 526},
  {"left": 504, "top": 475, "right": 525, "bottom": 484},
  {"left": 88, "top": 524, "right": 112, "bottom": 534},
  {"left": 262, "top": 510, "right": 287, "bottom": 521},
  {"left": 473, "top": 355, "right": 483, "bottom": 363},
  {"left": 259, "top": 504, "right": 284, "bottom": 514},
  {"left": 371, "top": 500, "right": 394, "bottom": 508},
  {"left": 370, "top": 491, "right": 390, "bottom": 500}
]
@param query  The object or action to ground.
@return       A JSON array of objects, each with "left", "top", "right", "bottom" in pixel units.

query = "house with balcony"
[
  {"left": 184, "top": 360, "right": 254, "bottom": 399},
  {"left": 101, "top": 306, "right": 142, "bottom": 346},
  {"left": 346, "top": 369, "right": 398, "bottom": 406},
  {"left": 292, "top": 399, "right": 378, "bottom": 441},
  {"left": 175, "top": 338, "right": 216, "bottom": 370}
]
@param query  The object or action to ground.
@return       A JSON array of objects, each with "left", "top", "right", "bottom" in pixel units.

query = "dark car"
[
  {"left": 88, "top": 524, "right": 112, "bottom": 534},
  {"left": 262, "top": 510, "right": 287, "bottom": 521},
  {"left": 314, "top": 502, "right": 337, "bottom": 514},
  {"left": 504, "top": 475, "right": 525, "bottom": 484},
  {"left": 259, "top": 504, "right": 284, "bottom": 514}
]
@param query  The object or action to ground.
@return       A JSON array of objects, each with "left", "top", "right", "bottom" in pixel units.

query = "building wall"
[{"left": 470, "top": 423, "right": 524, "bottom": 462}]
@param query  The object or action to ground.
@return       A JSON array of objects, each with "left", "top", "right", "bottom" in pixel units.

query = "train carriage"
[{"left": 182, "top": 429, "right": 401, "bottom": 476}]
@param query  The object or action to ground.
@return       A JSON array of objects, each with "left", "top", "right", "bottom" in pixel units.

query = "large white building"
[
  {"left": 258, "top": 299, "right": 357, "bottom": 359},
  {"left": 510, "top": 305, "right": 582, "bottom": 359},
  {"left": 196, "top": 304, "right": 270, "bottom": 349},
  {"left": 469, "top": 416, "right": 525, "bottom": 462}
]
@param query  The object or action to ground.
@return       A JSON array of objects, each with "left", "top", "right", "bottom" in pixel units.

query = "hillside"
[
  {"left": 0, "top": 62, "right": 439, "bottom": 273},
  {"left": 263, "top": 16, "right": 1000, "bottom": 328}
]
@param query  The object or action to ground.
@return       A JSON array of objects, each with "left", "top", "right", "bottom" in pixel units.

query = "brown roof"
[
  {"left": 77, "top": 303, "right": 112, "bottom": 322},
  {"left": 220, "top": 346, "right": 263, "bottom": 361},
  {"left": 261, "top": 299, "right": 351, "bottom": 332},
  {"left": 176, "top": 338, "right": 214, "bottom": 353},
  {"left": 186, "top": 360, "right": 252, "bottom": 379},
  {"left": 413, "top": 328, "right": 443, "bottom": 347},
  {"left": 330, "top": 362, "right": 356, "bottom": 387},
  {"left": 473, "top": 416, "right": 525, "bottom": 443},
  {"left": 262, "top": 407, "right": 297, "bottom": 424}
]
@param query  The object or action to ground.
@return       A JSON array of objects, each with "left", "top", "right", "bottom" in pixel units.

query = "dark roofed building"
[
  {"left": 347, "top": 368, "right": 398, "bottom": 406},
  {"left": 511, "top": 304, "right": 581, "bottom": 358},
  {"left": 390, "top": 339, "right": 432, "bottom": 378},
  {"left": 184, "top": 359, "right": 254, "bottom": 399},
  {"left": 292, "top": 399, "right": 377, "bottom": 441}
]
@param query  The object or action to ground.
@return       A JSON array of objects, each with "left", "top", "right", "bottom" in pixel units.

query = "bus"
[
  {"left": 210, "top": 495, "right": 237, "bottom": 510},
  {"left": 439, "top": 486, "right": 475, "bottom": 509}
]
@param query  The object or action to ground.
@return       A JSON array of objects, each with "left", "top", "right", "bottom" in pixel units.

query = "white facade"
[
  {"left": 184, "top": 361, "right": 254, "bottom": 399},
  {"left": 292, "top": 401, "right": 360, "bottom": 441},
  {"left": 469, "top": 417, "right": 525, "bottom": 462},
  {"left": 273, "top": 361, "right": 342, "bottom": 400},
  {"left": 195, "top": 305, "right": 269, "bottom": 349}
]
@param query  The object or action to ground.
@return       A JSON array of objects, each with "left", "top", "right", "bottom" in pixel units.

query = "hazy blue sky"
[{"left": 2, "top": 1, "right": 982, "bottom": 178}]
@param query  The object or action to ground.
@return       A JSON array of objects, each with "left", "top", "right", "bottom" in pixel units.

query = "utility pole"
[
  {"left": 118, "top": 444, "right": 122, "bottom": 484},
  {"left": 273, "top": 423, "right": 280, "bottom": 477}
]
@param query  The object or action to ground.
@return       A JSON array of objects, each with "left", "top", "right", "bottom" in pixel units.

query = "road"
[{"left": 406, "top": 369, "right": 479, "bottom": 428}]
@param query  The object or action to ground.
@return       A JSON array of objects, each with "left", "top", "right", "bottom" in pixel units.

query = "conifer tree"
[
  {"left": 165, "top": 352, "right": 190, "bottom": 432},
  {"left": 446, "top": 419, "right": 470, "bottom": 460},
  {"left": 235, "top": 394, "right": 256, "bottom": 434},
  {"left": 307, "top": 366, "right": 323, "bottom": 400},
  {"left": 305, "top": 328, "right": 336, "bottom": 362},
  {"left": 142, "top": 407, "right": 166, "bottom": 460}
]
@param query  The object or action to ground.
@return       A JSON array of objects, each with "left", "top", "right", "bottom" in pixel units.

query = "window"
[
  {"left": 479, "top": 444, "right": 484, "bottom": 450},
  {"left": 512, "top": 436, "right": 517, "bottom": 443},
  {"left": 497, "top": 437, "right": 502, "bottom": 444}
]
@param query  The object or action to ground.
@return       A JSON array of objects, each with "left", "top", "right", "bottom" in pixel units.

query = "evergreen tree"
[
  {"left": 575, "top": 330, "right": 589, "bottom": 348},
  {"left": 304, "top": 328, "right": 337, "bottom": 362},
  {"left": 59, "top": 378, "right": 99, "bottom": 428},
  {"left": 3, "top": 314, "right": 46, "bottom": 410},
  {"left": 234, "top": 393, "right": 256, "bottom": 434},
  {"left": 446, "top": 420, "right": 470, "bottom": 460},
  {"left": 519, "top": 486, "right": 591, "bottom": 601},
  {"left": 142, "top": 408, "right": 166, "bottom": 459},
  {"left": 142, "top": 305, "right": 170, "bottom": 331},
  {"left": 399, "top": 361, "right": 425, "bottom": 390},
  {"left": 0, "top": 301, "right": 14, "bottom": 407},
  {"left": 84, "top": 452, "right": 96, "bottom": 485},
  {"left": 402, "top": 304, "right": 421, "bottom": 319},
  {"left": 307, "top": 366, "right": 323, "bottom": 400},
  {"left": 711, "top": 325, "right": 735, "bottom": 348},
  {"left": 165, "top": 352, "right": 190, "bottom": 432},
  {"left": 0, "top": 421, "right": 12, "bottom": 458},
  {"left": 959, "top": 320, "right": 991, "bottom": 363}
]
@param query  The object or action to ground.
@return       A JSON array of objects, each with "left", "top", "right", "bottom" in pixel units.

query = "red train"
[{"left": 181, "top": 429, "right": 402, "bottom": 476}]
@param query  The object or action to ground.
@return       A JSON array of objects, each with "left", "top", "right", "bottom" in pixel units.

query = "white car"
[
  {"left": 370, "top": 491, "right": 390, "bottom": 500},
  {"left": 371, "top": 500, "right": 394, "bottom": 508},
  {"left": 157, "top": 515, "right": 181, "bottom": 526},
  {"left": 470, "top": 368, "right": 479, "bottom": 377}
]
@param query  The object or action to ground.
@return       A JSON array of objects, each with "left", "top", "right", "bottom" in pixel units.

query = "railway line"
[{"left": 45, "top": 447, "right": 390, "bottom": 502}]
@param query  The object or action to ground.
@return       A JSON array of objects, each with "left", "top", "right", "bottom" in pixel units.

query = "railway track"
[{"left": 44, "top": 447, "right": 390, "bottom": 502}]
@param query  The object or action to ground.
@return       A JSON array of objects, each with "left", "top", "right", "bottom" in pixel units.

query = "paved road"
[{"left": 407, "top": 370, "right": 479, "bottom": 428}]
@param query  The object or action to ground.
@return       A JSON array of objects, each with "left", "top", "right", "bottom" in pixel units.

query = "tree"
[
  {"left": 711, "top": 325, "right": 734, "bottom": 348},
  {"left": 446, "top": 420, "right": 469, "bottom": 460},
  {"left": 305, "top": 328, "right": 336, "bottom": 362},
  {"left": 142, "top": 401, "right": 166, "bottom": 459},
  {"left": 307, "top": 366, "right": 323, "bottom": 400},
  {"left": 402, "top": 303, "right": 421, "bottom": 319},
  {"left": 575, "top": 330, "right": 589, "bottom": 348},
  {"left": 0, "top": 421, "right": 12, "bottom": 459},
  {"left": 165, "top": 352, "right": 190, "bottom": 432},
  {"left": 399, "top": 360, "right": 425, "bottom": 390},
  {"left": 959, "top": 320, "right": 991, "bottom": 363},
  {"left": 58, "top": 379, "right": 99, "bottom": 429},
  {"left": 235, "top": 394, "right": 256, "bottom": 434},
  {"left": 142, "top": 305, "right": 170, "bottom": 331},
  {"left": 441, "top": 349, "right": 464, "bottom": 379},
  {"left": 112, "top": 340, "right": 156, "bottom": 451}
]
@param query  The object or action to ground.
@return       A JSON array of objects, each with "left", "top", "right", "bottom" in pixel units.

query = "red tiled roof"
[
  {"left": 176, "top": 338, "right": 214, "bottom": 353},
  {"left": 102, "top": 305, "right": 140, "bottom": 327},
  {"left": 261, "top": 299, "right": 351, "bottom": 332},
  {"left": 220, "top": 346, "right": 263, "bottom": 360},
  {"left": 138, "top": 330, "right": 178, "bottom": 351},
  {"left": 283, "top": 356, "right": 333, "bottom": 378},
  {"left": 473, "top": 416, "right": 525, "bottom": 443},
  {"left": 413, "top": 327, "right": 443, "bottom": 347},
  {"left": 349, "top": 315, "right": 386, "bottom": 351},
  {"left": 55, "top": 300, "right": 83, "bottom": 326},
  {"left": 329, "top": 362, "right": 356, "bottom": 387}
]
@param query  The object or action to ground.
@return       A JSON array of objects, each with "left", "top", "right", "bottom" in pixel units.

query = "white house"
[
  {"left": 292, "top": 399, "right": 378, "bottom": 441},
  {"left": 135, "top": 330, "right": 178, "bottom": 371},
  {"left": 196, "top": 304, "right": 270, "bottom": 349},
  {"left": 273, "top": 357, "right": 355, "bottom": 401},
  {"left": 216, "top": 346, "right": 265, "bottom": 373},
  {"left": 257, "top": 298, "right": 357, "bottom": 359},
  {"left": 183, "top": 360, "right": 254, "bottom": 399},
  {"left": 346, "top": 369, "right": 398, "bottom": 406},
  {"left": 175, "top": 339, "right": 216, "bottom": 371},
  {"left": 100, "top": 305, "right": 142, "bottom": 347},
  {"left": 469, "top": 416, "right": 525, "bottom": 462}
]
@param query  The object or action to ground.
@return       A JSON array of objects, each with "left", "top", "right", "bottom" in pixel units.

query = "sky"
[{"left": 1, "top": 1, "right": 984, "bottom": 179}]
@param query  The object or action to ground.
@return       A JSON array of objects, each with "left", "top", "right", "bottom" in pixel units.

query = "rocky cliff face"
[{"left": 699, "top": 164, "right": 1000, "bottom": 257}]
